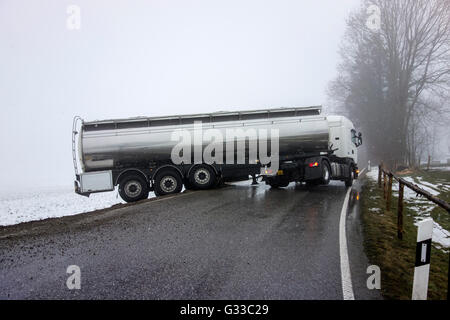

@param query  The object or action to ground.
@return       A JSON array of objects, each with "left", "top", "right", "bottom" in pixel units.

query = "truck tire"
[
  {"left": 345, "top": 166, "right": 354, "bottom": 187},
  {"left": 213, "top": 175, "right": 224, "bottom": 188},
  {"left": 267, "top": 176, "right": 289, "bottom": 188},
  {"left": 183, "top": 179, "right": 196, "bottom": 190},
  {"left": 188, "top": 165, "right": 216, "bottom": 190},
  {"left": 154, "top": 169, "right": 183, "bottom": 196},
  {"left": 119, "top": 174, "right": 149, "bottom": 203},
  {"left": 320, "top": 161, "right": 331, "bottom": 185}
]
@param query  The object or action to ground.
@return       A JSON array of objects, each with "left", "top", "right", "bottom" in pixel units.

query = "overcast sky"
[{"left": 0, "top": 0, "right": 361, "bottom": 190}]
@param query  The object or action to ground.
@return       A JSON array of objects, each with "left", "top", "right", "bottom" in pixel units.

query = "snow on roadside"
[
  {"left": 365, "top": 167, "right": 379, "bottom": 181},
  {"left": 415, "top": 219, "right": 450, "bottom": 250},
  {"left": 402, "top": 176, "right": 440, "bottom": 196},
  {"left": 0, "top": 186, "right": 132, "bottom": 226},
  {"left": 416, "top": 176, "right": 450, "bottom": 193},
  {"left": 416, "top": 177, "right": 442, "bottom": 190},
  {"left": 429, "top": 166, "right": 450, "bottom": 171},
  {"left": 365, "top": 167, "right": 450, "bottom": 249}
]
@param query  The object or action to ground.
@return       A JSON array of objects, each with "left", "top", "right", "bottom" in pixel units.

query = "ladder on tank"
[{"left": 72, "top": 116, "right": 83, "bottom": 176}]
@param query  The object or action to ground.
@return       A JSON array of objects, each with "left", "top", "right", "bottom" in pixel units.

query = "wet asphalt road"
[{"left": 0, "top": 177, "right": 382, "bottom": 299}]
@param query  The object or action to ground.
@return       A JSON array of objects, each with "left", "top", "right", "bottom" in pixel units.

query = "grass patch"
[{"left": 361, "top": 175, "right": 449, "bottom": 300}]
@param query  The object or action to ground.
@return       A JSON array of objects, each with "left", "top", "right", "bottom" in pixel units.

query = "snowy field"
[
  {"left": 426, "top": 166, "right": 450, "bottom": 171},
  {"left": 0, "top": 186, "right": 132, "bottom": 226},
  {"left": 366, "top": 167, "right": 450, "bottom": 250}
]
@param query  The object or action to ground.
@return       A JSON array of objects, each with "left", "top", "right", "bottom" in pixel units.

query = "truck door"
[
  {"left": 329, "top": 126, "right": 344, "bottom": 159},
  {"left": 350, "top": 129, "right": 358, "bottom": 163}
]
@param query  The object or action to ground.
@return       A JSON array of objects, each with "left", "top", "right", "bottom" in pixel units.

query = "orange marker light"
[{"left": 309, "top": 162, "right": 319, "bottom": 168}]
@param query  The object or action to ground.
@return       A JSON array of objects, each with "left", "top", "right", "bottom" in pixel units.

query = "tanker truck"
[{"left": 72, "top": 106, "right": 362, "bottom": 203}]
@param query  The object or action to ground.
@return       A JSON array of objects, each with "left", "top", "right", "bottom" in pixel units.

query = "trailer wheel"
[
  {"left": 267, "top": 176, "right": 289, "bottom": 188},
  {"left": 214, "top": 176, "right": 225, "bottom": 188},
  {"left": 188, "top": 165, "right": 216, "bottom": 190},
  {"left": 183, "top": 179, "right": 196, "bottom": 190},
  {"left": 320, "top": 161, "right": 331, "bottom": 185},
  {"left": 154, "top": 169, "right": 183, "bottom": 196},
  {"left": 118, "top": 174, "right": 149, "bottom": 203},
  {"left": 345, "top": 166, "right": 354, "bottom": 187}
]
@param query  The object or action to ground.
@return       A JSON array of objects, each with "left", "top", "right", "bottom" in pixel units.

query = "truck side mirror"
[{"left": 357, "top": 132, "right": 362, "bottom": 147}]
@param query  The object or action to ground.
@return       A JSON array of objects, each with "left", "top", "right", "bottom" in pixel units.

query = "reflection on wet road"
[{"left": 0, "top": 179, "right": 381, "bottom": 299}]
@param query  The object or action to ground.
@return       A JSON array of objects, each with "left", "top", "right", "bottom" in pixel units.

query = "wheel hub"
[
  {"left": 124, "top": 181, "right": 142, "bottom": 198},
  {"left": 194, "top": 169, "right": 210, "bottom": 185},
  {"left": 160, "top": 176, "right": 177, "bottom": 193}
]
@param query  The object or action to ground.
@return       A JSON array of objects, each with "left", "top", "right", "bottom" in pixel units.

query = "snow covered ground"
[
  {"left": 429, "top": 166, "right": 450, "bottom": 171},
  {"left": 365, "top": 168, "right": 450, "bottom": 250},
  {"left": 0, "top": 186, "right": 135, "bottom": 226},
  {"left": 0, "top": 183, "right": 193, "bottom": 227},
  {"left": 365, "top": 167, "right": 379, "bottom": 181}
]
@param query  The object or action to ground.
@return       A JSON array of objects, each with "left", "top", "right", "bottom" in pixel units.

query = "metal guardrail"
[
  {"left": 377, "top": 162, "right": 450, "bottom": 300},
  {"left": 378, "top": 163, "right": 450, "bottom": 239}
]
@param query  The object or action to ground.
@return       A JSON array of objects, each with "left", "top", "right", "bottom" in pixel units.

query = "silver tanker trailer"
[{"left": 72, "top": 106, "right": 362, "bottom": 202}]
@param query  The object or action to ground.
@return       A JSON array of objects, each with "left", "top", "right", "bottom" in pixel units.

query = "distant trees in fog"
[{"left": 328, "top": 0, "right": 450, "bottom": 168}]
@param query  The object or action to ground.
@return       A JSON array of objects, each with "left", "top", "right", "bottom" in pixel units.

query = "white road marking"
[
  {"left": 359, "top": 168, "right": 366, "bottom": 176},
  {"left": 339, "top": 187, "right": 355, "bottom": 300},
  {"left": 338, "top": 166, "right": 366, "bottom": 299}
]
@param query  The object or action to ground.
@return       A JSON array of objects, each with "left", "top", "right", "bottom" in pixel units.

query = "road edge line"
[
  {"left": 339, "top": 186, "right": 355, "bottom": 300},
  {"left": 359, "top": 167, "right": 367, "bottom": 177}
]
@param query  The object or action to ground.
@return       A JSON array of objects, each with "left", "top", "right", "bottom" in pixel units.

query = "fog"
[{"left": 0, "top": 0, "right": 360, "bottom": 191}]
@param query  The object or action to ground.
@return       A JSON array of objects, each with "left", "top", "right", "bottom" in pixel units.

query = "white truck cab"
[{"left": 327, "top": 116, "right": 361, "bottom": 164}]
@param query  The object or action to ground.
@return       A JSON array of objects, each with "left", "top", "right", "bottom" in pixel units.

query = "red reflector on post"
[{"left": 309, "top": 162, "right": 319, "bottom": 168}]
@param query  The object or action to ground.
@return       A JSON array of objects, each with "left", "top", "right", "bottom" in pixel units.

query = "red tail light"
[{"left": 309, "top": 162, "right": 319, "bottom": 168}]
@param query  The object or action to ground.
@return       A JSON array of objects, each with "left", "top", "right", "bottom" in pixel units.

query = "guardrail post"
[
  {"left": 387, "top": 173, "right": 393, "bottom": 211},
  {"left": 447, "top": 208, "right": 450, "bottom": 301},
  {"left": 397, "top": 182, "right": 404, "bottom": 240},
  {"left": 376, "top": 163, "right": 450, "bottom": 297},
  {"left": 378, "top": 164, "right": 382, "bottom": 188},
  {"left": 412, "top": 219, "right": 433, "bottom": 300},
  {"left": 448, "top": 249, "right": 450, "bottom": 300}
]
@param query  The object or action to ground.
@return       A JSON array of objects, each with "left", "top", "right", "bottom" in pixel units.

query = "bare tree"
[{"left": 328, "top": 0, "right": 450, "bottom": 167}]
